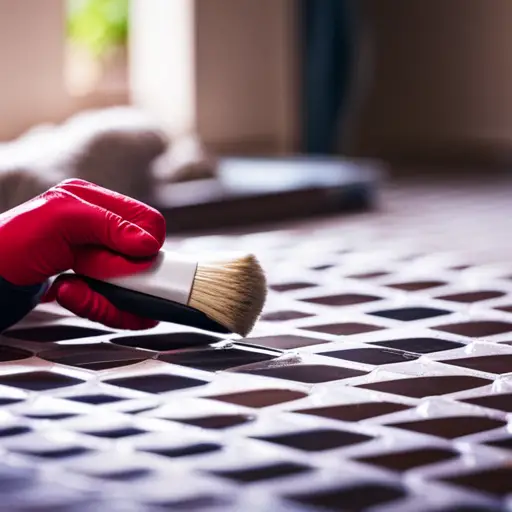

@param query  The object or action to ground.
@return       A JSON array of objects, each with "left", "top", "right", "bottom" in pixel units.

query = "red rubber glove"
[{"left": 0, "top": 179, "right": 166, "bottom": 330}]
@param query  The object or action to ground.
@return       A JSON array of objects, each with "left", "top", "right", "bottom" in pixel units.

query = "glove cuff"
[{"left": 0, "top": 277, "right": 49, "bottom": 333}]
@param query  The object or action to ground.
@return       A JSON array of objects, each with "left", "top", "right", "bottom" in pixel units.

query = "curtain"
[{"left": 300, "top": 0, "right": 356, "bottom": 155}]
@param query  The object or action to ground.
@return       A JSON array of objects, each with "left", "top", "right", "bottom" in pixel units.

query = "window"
[{"left": 65, "top": 0, "right": 129, "bottom": 96}]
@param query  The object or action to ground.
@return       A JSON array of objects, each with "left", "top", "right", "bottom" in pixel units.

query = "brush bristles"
[{"left": 188, "top": 254, "right": 267, "bottom": 336}]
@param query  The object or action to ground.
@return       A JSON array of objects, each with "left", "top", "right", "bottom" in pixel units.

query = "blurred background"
[
  {"left": 1, "top": 0, "right": 512, "bottom": 256},
  {"left": 4, "top": 0, "right": 512, "bottom": 161}
]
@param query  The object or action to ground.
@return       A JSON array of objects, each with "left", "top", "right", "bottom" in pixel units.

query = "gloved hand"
[{"left": 0, "top": 179, "right": 165, "bottom": 331}]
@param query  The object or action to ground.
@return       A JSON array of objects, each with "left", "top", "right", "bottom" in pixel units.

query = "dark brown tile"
[
  {"left": 449, "top": 265, "right": 472, "bottom": 271},
  {"left": 286, "top": 483, "right": 406, "bottom": 511},
  {"left": 370, "top": 307, "right": 451, "bottom": 321},
  {"left": 369, "top": 337, "right": 463, "bottom": 354},
  {"left": 20, "top": 409, "right": 78, "bottom": 421},
  {"left": 0, "top": 371, "right": 85, "bottom": 391},
  {"left": 358, "top": 375, "right": 490, "bottom": 398},
  {"left": 254, "top": 428, "right": 373, "bottom": 452},
  {"left": 293, "top": 402, "right": 410, "bottom": 422},
  {"left": 439, "top": 466, "right": 512, "bottom": 497},
  {"left": 437, "top": 291, "right": 505, "bottom": 303},
  {"left": 302, "top": 322, "right": 385, "bottom": 336},
  {"left": 77, "top": 426, "right": 146, "bottom": 439},
  {"left": 261, "top": 310, "right": 313, "bottom": 321},
  {"left": 311, "top": 264, "right": 336, "bottom": 271},
  {"left": 0, "top": 346, "right": 32, "bottom": 363},
  {"left": 484, "top": 437, "right": 512, "bottom": 450},
  {"left": 387, "top": 416, "right": 505, "bottom": 439},
  {"left": 121, "top": 402, "right": 159, "bottom": 415},
  {"left": 174, "top": 414, "right": 254, "bottom": 430},
  {"left": 104, "top": 374, "right": 208, "bottom": 394},
  {"left": 240, "top": 364, "right": 366, "bottom": 384},
  {"left": 0, "top": 425, "right": 31, "bottom": 437},
  {"left": 82, "top": 466, "right": 151, "bottom": 481},
  {"left": 320, "top": 348, "right": 418, "bottom": 365},
  {"left": 355, "top": 447, "right": 458, "bottom": 471},
  {"left": 301, "top": 293, "right": 382, "bottom": 307},
  {"left": 387, "top": 280, "right": 447, "bottom": 291},
  {"left": 3, "top": 325, "right": 111, "bottom": 342},
  {"left": 0, "top": 397, "right": 25, "bottom": 407},
  {"left": 346, "top": 271, "right": 391, "bottom": 280},
  {"left": 112, "top": 332, "right": 222, "bottom": 351},
  {"left": 207, "top": 389, "right": 307, "bottom": 408},
  {"left": 159, "top": 346, "right": 276, "bottom": 372},
  {"left": 440, "top": 354, "right": 512, "bottom": 374},
  {"left": 12, "top": 445, "right": 92, "bottom": 459},
  {"left": 139, "top": 442, "right": 221, "bottom": 459},
  {"left": 39, "top": 344, "right": 149, "bottom": 371},
  {"left": 270, "top": 282, "right": 316, "bottom": 292},
  {"left": 144, "top": 494, "right": 230, "bottom": 510},
  {"left": 64, "top": 393, "right": 127, "bottom": 405},
  {"left": 462, "top": 393, "right": 512, "bottom": 413},
  {"left": 210, "top": 461, "right": 312, "bottom": 483},
  {"left": 435, "top": 321, "right": 512, "bottom": 338}
]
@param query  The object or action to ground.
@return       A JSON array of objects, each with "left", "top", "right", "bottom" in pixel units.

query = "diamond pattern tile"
[
  {"left": 209, "top": 461, "right": 312, "bottom": 483},
  {"left": 253, "top": 428, "right": 374, "bottom": 452},
  {"left": 355, "top": 447, "right": 458, "bottom": 472},
  {"left": 286, "top": 483, "right": 407, "bottom": 511},
  {"left": 3, "top": 181, "right": 512, "bottom": 509}
]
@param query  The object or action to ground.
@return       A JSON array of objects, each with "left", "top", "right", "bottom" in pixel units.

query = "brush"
[{"left": 71, "top": 250, "right": 267, "bottom": 337}]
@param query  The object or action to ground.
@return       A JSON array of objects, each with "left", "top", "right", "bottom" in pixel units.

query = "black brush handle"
[
  {"left": 0, "top": 277, "right": 48, "bottom": 333},
  {"left": 75, "top": 275, "right": 231, "bottom": 334}
]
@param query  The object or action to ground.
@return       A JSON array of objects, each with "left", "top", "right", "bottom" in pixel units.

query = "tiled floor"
[{"left": 1, "top": 179, "right": 512, "bottom": 511}]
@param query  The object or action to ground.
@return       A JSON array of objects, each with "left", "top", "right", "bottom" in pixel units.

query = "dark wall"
[{"left": 344, "top": 0, "right": 512, "bottom": 166}]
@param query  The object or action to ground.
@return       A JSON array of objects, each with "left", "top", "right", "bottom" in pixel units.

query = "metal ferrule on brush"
[{"left": 103, "top": 251, "right": 198, "bottom": 306}]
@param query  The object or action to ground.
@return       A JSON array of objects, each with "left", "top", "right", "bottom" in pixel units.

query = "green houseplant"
[{"left": 66, "top": 0, "right": 129, "bottom": 93}]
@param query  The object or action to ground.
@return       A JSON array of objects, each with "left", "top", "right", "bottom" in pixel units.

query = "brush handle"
[{"left": 75, "top": 274, "right": 231, "bottom": 334}]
